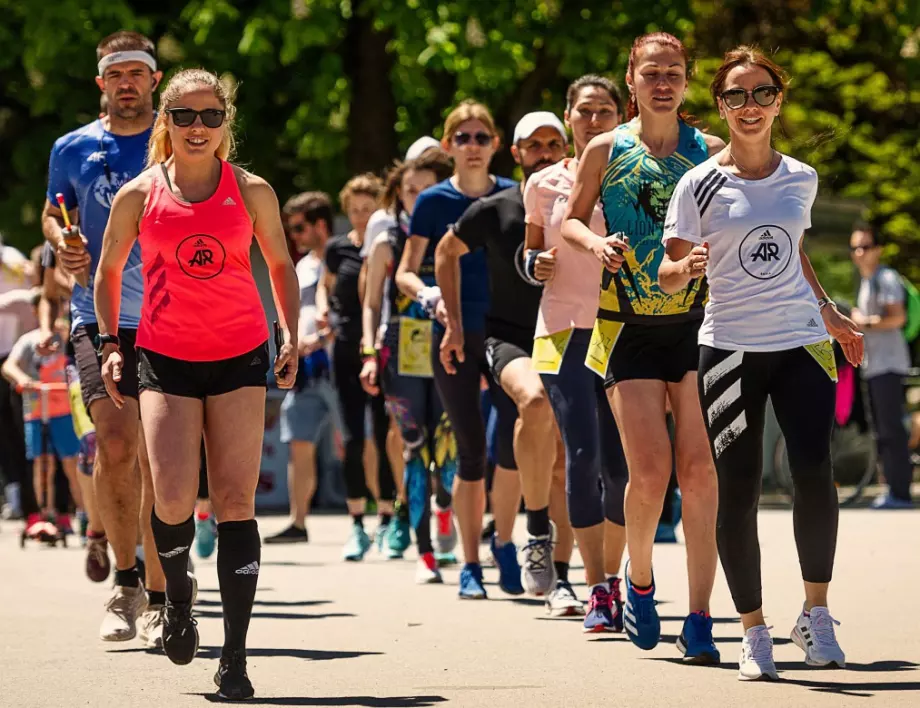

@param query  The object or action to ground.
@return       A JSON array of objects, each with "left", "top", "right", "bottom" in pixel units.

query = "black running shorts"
[
  {"left": 604, "top": 319, "right": 701, "bottom": 389},
  {"left": 137, "top": 341, "right": 270, "bottom": 400},
  {"left": 72, "top": 324, "right": 140, "bottom": 416}
]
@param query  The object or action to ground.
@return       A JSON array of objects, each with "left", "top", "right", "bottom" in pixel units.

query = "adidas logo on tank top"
[{"left": 222, "top": 196, "right": 236, "bottom": 206}]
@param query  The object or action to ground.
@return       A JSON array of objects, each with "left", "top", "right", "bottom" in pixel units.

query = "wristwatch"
[
  {"left": 816, "top": 297, "right": 835, "bottom": 311},
  {"left": 94, "top": 333, "right": 120, "bottom": 353}
]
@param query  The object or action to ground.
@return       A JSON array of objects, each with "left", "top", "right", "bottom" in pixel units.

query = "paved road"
[{"left": 2, "top": 509, "right": 918, "bottom": 707}]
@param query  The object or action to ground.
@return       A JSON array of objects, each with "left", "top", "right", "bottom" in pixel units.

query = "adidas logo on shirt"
[
  {"left": 807, "top": 319, "right": 819, "bottom": 328},
  {"left": 159, "top": 545, "right": 189, "bottom": 558},
  {"left": 222, "top": 197, "right": 236, "bottom": 206},
  {"left": 235, "top": 561, "right": 260, "bottom": 575},
  {"left": 194, "top": 238, "right": 208, "bottom": 247}
]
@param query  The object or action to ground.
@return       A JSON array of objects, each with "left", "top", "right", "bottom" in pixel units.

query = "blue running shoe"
[
  {"left": 677, "top": 612, "right": 721, "bottom": 664},
  {"left": 342, "top": 524, "right": 371, "bottom": 561},
  {"left": 490, "top": 535, "right": 524, "bottom": 596},
  {"left": 583, "top": 584, "right": 615, "bottom": 633},
  {"left": 386, "top": 515, "right": 411, "bottom": 559},
  {"left": 459, "top": 563, "right": 487, "bottom": 599},
  {"left": 194, "top": 514, "right": 217, "bottom": 559},
  {"left": 623, "top": 562, "right": 660, "bottom": 650},
  {"left": 654, "top": 522, "right": 678, "bottom": 543}
]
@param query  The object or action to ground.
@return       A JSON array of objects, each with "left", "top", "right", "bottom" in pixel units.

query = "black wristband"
[{"left": 93, "top": 333, "right": 120, "bottom": 353}]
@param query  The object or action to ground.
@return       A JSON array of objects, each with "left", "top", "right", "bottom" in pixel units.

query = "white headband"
[{"left": 98, "top": 51, "right": 157, "bottom": 76}]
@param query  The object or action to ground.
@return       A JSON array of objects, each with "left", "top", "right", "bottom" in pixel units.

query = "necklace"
[{"left": 730, "top": 147, "right": 776, "bottom": 178}]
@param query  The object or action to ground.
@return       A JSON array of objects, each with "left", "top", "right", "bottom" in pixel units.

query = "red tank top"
[{"left": 135, "top": 160, "right": 268, "bottom": 361}]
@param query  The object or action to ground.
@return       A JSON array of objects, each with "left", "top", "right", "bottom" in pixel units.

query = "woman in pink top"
[
  {"left": 94, "top": 69, "right": 298, "bottom": 701},
  {"left": 522, "top": 75, "right": 629, "bottom": 633}
]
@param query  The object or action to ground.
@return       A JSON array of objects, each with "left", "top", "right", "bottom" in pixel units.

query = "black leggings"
[
  {"left": 332, "top": 342, "right": 395, "bottom": 502},
  {"left": 699, "top": 344, "right": 838, "bottom": 614}
]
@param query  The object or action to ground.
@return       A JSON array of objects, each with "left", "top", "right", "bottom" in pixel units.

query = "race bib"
[
  {"left": 804, "top": 339, "right": 838, "bottom": 383},
  {"left": 585, "top": 319, "right": 624, "bottom": 378},
  {"left": 397, "top": 317, "right": 433, "bottom": 378},
  {"left": 532, "top": 328, "right": 574, "bottom": 375}
]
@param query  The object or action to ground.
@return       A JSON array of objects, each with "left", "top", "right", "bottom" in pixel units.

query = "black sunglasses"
[
  {"left": 166, "top": 108, "right": 227, "bottom": 128},
  {"left": 288, "top": 222, "right": 307, "bottom": 234},
  {"left": 453, "top": 131, "right": 492, "bottom": 147},
  {"left": 719, "top": 85, "right": 781, "bottom": 110},
  {"left": 849, "top": 244, "right": 878, "bottom": 253}
]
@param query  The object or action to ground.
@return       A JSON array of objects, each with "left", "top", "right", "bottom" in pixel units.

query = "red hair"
[{"left": 626, "top": 32, "right": 692, "bottom": 121}]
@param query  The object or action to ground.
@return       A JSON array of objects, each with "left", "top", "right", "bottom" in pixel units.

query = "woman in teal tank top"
[{"left": 562, "top": 32, "right": 725, "bottom": 661}]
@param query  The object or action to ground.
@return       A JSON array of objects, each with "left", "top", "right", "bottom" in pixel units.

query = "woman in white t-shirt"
[{"left": 660, "top": 47, "right": 864, "bottom": 682}]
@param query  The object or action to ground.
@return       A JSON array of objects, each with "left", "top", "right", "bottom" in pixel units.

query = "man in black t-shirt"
[{"left": 436, "top": 112, "right": 570, "bottom": 600}]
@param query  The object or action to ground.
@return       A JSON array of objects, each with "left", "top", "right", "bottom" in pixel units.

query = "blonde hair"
[
  {"left": 339, "top": 172, "right": 383, "bottom": 212},
  {"left": 146, "top": 69, "right": 237, "bottom": 168},
  {"left": 443, "top": 100, "right": 498, "bottom": 142}
]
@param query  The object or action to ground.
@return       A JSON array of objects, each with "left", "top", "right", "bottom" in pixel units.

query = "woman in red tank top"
[{"left": 94, "top": 69, "right": 299, "bottom": 701}]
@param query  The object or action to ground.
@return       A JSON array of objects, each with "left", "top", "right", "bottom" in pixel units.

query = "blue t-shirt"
[
  {"left": 408, "top": 176, "right": 516, "bottom": 332},
  {"left": 46, "top": 119, "right": 150, "bottom": 330}
]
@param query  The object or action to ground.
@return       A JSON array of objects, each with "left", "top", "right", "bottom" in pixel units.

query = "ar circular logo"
[
  {"left": 176, "top": 234, "right": 226, "bottom": 280},
  {"left": 738, "top": 224, "right": 793, "bottom": 280}
]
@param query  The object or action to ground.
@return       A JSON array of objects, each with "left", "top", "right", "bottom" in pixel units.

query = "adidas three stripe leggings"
[{"left": 698, "top": 345, "right": 838, "bottom": 615}]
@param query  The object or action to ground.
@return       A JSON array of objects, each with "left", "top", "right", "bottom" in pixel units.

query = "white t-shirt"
[
  {"left": 295, "top": 252, "right": 324, "bottom": 341},
  {"left": 361, "top": 209, "right": 397, "bottom": 258},
  {"left": 0, "top": 247, "right": 32, "bottom": 356},
  {"left": 663, "top": 154, "right": 827, "bottom": 352}
]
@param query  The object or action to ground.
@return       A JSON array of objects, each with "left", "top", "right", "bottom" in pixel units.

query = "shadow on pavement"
[
  {"left": 647, "top": 657, "right": 919, "bottom": 695},
  {"left": 259, "top": 561, "right": 328, "bottom": 568},
  {"left": 197, "top": 587, "right": 276, "bottom": 594},
  {"left": 193, "top": 610, "right": 355, "bottom": 621},
  {"left": 191, "top": 693, "right": 446, "bottom": 706},
  {"left": 108, "top": 646, "right": 381, "bottom": 662},
  {"left": 659, "top": 633, "right": 792, "bottom": 645},
  {"left": 194, "top": 599, "right": 331, "bottom": 609}
]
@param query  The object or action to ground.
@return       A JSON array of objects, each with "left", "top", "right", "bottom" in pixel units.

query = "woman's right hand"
[
  {"left": 360, "top": 357, "right": 379, "bottom": 396},
  {"left": 100, "top": 346, "right": 125, "bottom": 409},
  {"left": 683, "top": 241, "right": 710, "bottom": 278},
  {"left": 591, "top": 233, "right": 629, "bottom": 273}
]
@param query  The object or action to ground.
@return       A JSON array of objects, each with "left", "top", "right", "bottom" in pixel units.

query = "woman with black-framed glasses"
[
  {"left": 659, "top": 46, "right": 864, "bottom": 682},
  {"left": 95, "top": 68, "right": 299, "bottom": 700}
]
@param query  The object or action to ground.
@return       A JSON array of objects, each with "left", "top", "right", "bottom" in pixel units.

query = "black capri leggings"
[
  {"left": 332, "top": 342, "right": 396, "bottom": 502},
  {"left": 699, "top": 344, "right": 838, "bottom": 614}
]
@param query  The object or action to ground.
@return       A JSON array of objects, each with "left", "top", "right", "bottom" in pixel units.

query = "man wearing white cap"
[
  {"left": 41, "top": 31, "right": 167, "bottom": 647},
  {"left": 435, "top": 112, "right": 578, "bottom": 604}
]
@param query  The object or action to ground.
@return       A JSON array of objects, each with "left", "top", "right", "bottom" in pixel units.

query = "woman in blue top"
[
  {"left": 563, "top": 32, "right": 725, "bottom": 661},
  {"left": 395, "top": 100, "right": 520, "bottom": 600}
]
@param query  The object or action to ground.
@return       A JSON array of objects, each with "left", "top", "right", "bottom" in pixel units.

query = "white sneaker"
[
  {"left": 521, "top": 535, "right": 555, "bottom": 596},
  {"left": 99, "top": 585, "right": 148, "bottom": 642},
  {"left": 415, "top": 553, "right": 443, "bottom": 584},
  {"left": 138, "top": 604, "right": 165, "bottom": 649},
  {"left": 791, "top": 607, "right": 846, "bottom": 668},
  {"left": 545, "top": 580, "right": 585, "bottom": 617},
  {"left": 738, "top": 625, "right": 778, "bottom": 681}
]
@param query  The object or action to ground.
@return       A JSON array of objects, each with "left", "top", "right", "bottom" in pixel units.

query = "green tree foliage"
[{"left": 0, "top": 0, "right": 915, "bottom": 295}]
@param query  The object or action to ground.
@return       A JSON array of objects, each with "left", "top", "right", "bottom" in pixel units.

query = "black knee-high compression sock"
[
  {"left": 217, "top": 519, "right": 261, "bottom": 652},
  {"left": 151, "top": 509, "right": 194, "bottom": 603}
]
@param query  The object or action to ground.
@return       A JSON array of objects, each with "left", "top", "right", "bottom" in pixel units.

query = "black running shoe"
[
  {"left": 214, "top": 649, "right": 254, "bottom": 701},
  {"left": 264, "top": 524, "right": 308, "bottom": 544},
  {"left": 162, "top": 600, "right": 199, "bottom": 665}
]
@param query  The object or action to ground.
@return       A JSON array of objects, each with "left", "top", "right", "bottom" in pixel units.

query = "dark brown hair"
[
  {"left": 96, "top": 31, "right": 157, "bottom": 63},
  {"left": 566, "top": 74, "right": 624, "bottom": 115},
  {"left": 710, "top": 46, "right": 787, "bottom": 107},
  {"left": 283, "top": 191, "right": 334, "bottom": 231},
  {"left": 626, "top": 32, "right": 691, "bottom": 121},
  {"left": 381, "top": 151, "right": 453, "bottom": 215}
]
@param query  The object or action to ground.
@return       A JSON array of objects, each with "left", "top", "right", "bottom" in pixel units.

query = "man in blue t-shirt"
[{"left": 41, "top": 30, "right": 166, "bottom": 647}]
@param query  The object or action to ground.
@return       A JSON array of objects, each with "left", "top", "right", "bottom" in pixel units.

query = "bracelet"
[
  {"left": 360, "top": 347, "right": 377, "bottom": 358},
  {"left": 817, "top": 297, "right": 835, "bottom": 311}
]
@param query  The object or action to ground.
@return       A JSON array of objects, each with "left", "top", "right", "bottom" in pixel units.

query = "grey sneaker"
[
  {"left": 99, "top": 584, "right": 148, "bottom": 642},
  {"left": 521, "top": 535, "right": 556, "bottom": 596},
  {"left": 138, "top": 604, "right": 165, "bottom": 649}
]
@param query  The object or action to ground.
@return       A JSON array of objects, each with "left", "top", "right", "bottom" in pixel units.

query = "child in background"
[{"left": 2, "top": 305, "right": 81, "bottom": 535}]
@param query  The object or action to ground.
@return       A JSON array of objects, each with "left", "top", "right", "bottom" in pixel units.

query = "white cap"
[
  {"left": 513, "top": 111, "right": 567, "bottom": 144},
  {"left": 405, "top": 136, "right": 441, "bottom": 161}
]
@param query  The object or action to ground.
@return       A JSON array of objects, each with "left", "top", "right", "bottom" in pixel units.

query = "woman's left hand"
[
  {"left": 274, "top": 341, "right": 298, "bottom": 389},
  {"left": 822, "top": 305, "right": 864, "bottom": 367}
]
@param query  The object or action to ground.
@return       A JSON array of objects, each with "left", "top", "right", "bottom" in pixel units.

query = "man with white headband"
[{"left": 41, "top": 31, "right": 167, "bottom": 648}]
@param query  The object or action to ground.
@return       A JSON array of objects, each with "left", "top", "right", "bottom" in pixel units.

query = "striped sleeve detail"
[{"left": 695, "top": 169, "right": 727, "bottom": 217}]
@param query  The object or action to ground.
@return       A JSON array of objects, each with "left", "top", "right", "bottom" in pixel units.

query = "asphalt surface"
[{"left": 1, "top": 509, "right": 918, "bottom": 707}]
